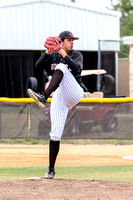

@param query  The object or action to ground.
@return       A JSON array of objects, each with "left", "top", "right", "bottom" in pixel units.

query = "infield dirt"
[
  {"left": 0, "top": 178, "right": 133, "bottom": 200},
  {"left": 0, "top": 144, "right": 133, "bottom": 200},
  {"left": 1, "top": 144, "right": 133, "bottom": 167}
]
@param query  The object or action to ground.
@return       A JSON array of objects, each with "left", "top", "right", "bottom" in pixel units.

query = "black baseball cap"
[{"left": 59, "top": 31, "right": 79, "bottom": 40}]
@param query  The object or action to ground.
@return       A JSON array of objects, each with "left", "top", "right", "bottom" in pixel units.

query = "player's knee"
[{"left": 55, "top": 63, "right": 66, "bottom": 72}]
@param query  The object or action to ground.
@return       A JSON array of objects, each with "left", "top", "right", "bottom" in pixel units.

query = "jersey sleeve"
[
  {"left": 35, "top": 52, "right": 52, "bottom": 75},
  {"left": 35, "top": 53, "right": 51, "bottom": 69}
]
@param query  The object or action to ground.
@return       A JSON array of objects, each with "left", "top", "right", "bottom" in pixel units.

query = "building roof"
[{"left": 0, "top": 0, "right": 121, "bottom": 51}]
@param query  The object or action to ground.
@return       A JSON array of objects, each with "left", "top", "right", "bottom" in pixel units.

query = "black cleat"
[
  {"left": 44, "top": 168, "right": 55, "bottom": 179},
  {"left": 28, "top": 89, "right": 46, "bottom": 109}
]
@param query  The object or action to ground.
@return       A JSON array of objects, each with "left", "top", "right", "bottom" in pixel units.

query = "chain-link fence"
[{"left": 0, "top": 99, "right": 133, "bottom": 140}]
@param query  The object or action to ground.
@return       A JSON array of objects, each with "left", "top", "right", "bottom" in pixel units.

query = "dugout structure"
[{"left": 0, "top": 97, "right": 133, "bottom": 140}]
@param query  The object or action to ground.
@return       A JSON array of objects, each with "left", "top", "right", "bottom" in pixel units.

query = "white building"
[
  {"left": 0, "top": 0, "right": 121, "bottom": 97},
  {"left": 0, "top": 0, "right": 120, "bottom": 50}
]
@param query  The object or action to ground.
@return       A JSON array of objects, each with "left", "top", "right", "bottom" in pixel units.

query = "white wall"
[{"left": 0, "top": 0, "right": 121, "bottom": 50}]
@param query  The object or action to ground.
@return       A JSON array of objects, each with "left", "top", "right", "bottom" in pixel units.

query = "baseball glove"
[{"left": 44, "top": 36, "right": 62, "bottom": 52}]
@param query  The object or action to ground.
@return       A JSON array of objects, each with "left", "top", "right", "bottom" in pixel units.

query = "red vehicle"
[
  {"left": 74, "top": 104, "right": 118, "bottom": 133},
  {"left": 38, "top": 103, "right": 118, "bottom": 137}
]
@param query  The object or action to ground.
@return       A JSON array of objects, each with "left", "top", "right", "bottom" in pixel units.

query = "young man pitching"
[{"left": 28, "top": 30, "right": 87, "bottom": 178}]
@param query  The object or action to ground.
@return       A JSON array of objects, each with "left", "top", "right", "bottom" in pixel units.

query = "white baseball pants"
[{"left": 49, "top": 63, "right": 84, "bottom": 141}]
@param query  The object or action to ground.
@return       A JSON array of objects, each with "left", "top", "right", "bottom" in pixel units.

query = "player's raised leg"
[{"left": 28, "top": 69, "right": 63, "bottom": 108}]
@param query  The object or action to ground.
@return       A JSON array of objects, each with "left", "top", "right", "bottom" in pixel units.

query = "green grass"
[
  {"left": 0, "top": 166, "right": 133, "bottom": 182},
  {"left": 56, "top": 166, "right": 133, "bottom": 182},
  {"left": 0, "top": 138, "right": 50, "bottom": 145},
  {"left": 1, "top": 138, "right": 133, "bottom": 145}
]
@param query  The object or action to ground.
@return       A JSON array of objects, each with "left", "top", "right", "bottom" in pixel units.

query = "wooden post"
[
  {"left": 129, "top": 44, "right": 133, "bottom": 97},
  {"left": 27, "top": 103, "right": 31, "bottom": 139},
  {"left": 122, "top": 36, "right": 133, "bottom": 97},
  {"left": 0, "top": 103, "right": 1, "bottom": 142}
]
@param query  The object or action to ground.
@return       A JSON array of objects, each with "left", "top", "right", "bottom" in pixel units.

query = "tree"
[{"left": 110, "top": 0, "right": 133, "bottom": 58}]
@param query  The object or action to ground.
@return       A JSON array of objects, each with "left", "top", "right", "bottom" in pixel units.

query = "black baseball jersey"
[{"left": 35, "top": 50, "right": 88, "bottom": 92}]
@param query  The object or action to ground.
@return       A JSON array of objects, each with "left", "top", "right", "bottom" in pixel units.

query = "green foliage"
[
  {"left": 118, "top": 43, "right": 129, "bottom": 58},
  {"left": 110, "top": 0, "right": 133, "bottom": 58}
]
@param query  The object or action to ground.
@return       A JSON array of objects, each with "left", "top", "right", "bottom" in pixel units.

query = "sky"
[
  {"left": 0, "top": 0, "right": 117, "bottom": 10},
  {"left": 74, "top": 0, "right": 113, "bottom": 10}
]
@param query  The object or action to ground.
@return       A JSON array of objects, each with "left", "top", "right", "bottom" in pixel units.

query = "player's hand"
[
  {"left": 44, "top": 36, "right": 62, "bottom": 52},
  {"left": 46, "top": 49, "right": 52, "bottom": 54}
]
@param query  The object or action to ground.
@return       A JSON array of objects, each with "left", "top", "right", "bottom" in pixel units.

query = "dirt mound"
[{"left": 0, "top": 179, "right": 133, "bottom": 200}]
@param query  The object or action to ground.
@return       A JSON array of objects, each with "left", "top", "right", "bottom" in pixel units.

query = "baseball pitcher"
[{"left": 28, "top": 30, "right": 87, "bottom": 178}]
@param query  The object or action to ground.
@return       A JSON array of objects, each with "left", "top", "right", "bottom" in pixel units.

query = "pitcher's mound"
[{"left": 0, "top": 179, "right": 133, "bottom": 200}]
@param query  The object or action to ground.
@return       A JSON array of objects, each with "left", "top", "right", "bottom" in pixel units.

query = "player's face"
[{"left": 62, "top": 38, "right": 74, "bottom": 52}]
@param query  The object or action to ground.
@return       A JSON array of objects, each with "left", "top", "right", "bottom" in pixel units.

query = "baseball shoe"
[
  {"left": 27, "top": 89, "right": 46, "bottom": 109},
  {"left": 44, "top": 168, "right": 55, "bottom": 179}
]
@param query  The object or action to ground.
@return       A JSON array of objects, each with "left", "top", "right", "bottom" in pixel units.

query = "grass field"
[
  {"left": 0, "top": 166, "right": 133, "bottom": 182},
  {"left": 0, "top": 140, "right": 133, "bottom": 182}
]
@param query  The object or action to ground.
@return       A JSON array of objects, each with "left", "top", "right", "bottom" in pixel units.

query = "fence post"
[
  {"left": 27, "top": 103, "right": 31, "bottom": 139},
  {"left": 97, "top": 39, "right": 101, "bottom": 92}
]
